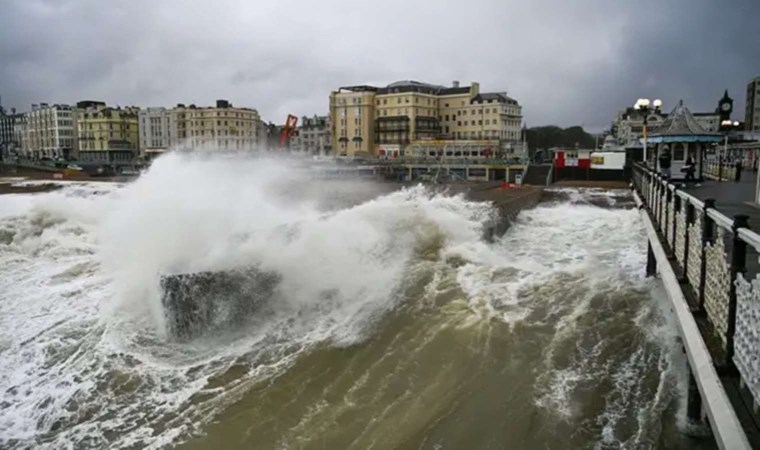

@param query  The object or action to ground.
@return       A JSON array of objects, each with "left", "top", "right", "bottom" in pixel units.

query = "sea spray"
[
  {"left": 0, "top": 154, "right": 496, "bottom": 448},
  {"left": 0, "top": 158, "right": 710, "bottom": 449}
]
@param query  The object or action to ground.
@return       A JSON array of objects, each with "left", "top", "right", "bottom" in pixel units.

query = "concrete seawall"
[{"left": 466, "top": 186, "right": 543, "bottom": 241}]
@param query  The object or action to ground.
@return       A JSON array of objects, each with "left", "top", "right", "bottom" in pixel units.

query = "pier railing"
[
  {"left": 704, "top": 159, "right": 737, "bottom": 182},
  {"left": 633, "top": 163, "right": 760, "bottom": 407}
]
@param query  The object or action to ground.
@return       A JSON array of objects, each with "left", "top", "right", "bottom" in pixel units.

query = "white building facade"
[
  {"left": 291, "top": 115, "right": 331, "bottom": 155},
  {"left": 24, "top": 103, "right": 75, "bottom": 160},
  {"left": 747, "top": 76, "right": 760, "bottom": 132},
  {"left": 139, "top": 107, "right": 173, "bottom": 159},
  {"left": 693, "top": 113, "right": 721, "bottom": 133},
  {"left": 169, "top": 100, "right": 261, "bottom": 151}
]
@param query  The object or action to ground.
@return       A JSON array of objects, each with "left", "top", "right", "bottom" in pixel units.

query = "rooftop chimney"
[{"left": 452, "top": 80, "right": 460, "bottom": 88}]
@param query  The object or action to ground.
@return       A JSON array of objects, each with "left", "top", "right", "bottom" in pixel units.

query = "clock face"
[{"left": 722, "top": 102, "right": 731, "bottom": 111}]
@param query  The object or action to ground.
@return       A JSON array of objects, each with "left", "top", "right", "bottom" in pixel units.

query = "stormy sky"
[{"left": 1, "top": 0, "right": 758, "bottom": 131}]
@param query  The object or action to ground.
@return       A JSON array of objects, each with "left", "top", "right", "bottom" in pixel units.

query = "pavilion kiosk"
[{"left": 646, "top": 100, "right": 722, "bottom": 181}]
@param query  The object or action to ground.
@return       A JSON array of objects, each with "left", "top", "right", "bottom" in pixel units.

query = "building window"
[{"left": 445, "top": 115, "right": 449, "bottom": 121}]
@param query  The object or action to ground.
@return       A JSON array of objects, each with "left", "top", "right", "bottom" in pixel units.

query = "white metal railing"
[
  {"left": 704, "top": 160, "right": 737, "bottom": 182},
  {"left": 633, "top": 163, "right": 760, "bottom": 418}
]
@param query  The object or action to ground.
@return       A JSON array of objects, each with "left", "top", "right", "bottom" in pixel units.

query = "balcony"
[{"left": 375, "top": 116, "right": 410, "bottom": 132}]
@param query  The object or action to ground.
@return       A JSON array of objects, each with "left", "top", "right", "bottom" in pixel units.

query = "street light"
[
  {"left": 719, "top": 120, "right": 741, "bottom": 163},
  {"left": 633, "top": 98, "right": 662, "bottom": 164}
]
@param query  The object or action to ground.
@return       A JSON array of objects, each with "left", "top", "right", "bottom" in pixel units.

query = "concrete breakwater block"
[
  {"left": 159, "top": 266, "right": 280, "bottom": 340},
  {"left": 468, "top": 187, "right": 543, "bottom": 241}
]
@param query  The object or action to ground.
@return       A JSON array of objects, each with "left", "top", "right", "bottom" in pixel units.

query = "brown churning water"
[{"left": 0, "top": 156, "right": 715, "bottom": 449}]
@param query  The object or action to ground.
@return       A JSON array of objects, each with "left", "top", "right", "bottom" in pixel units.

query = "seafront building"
[
  {"left": 2, "top": 99, "right": 265, "bottom": 164},
  {"left": 75, "top": 101, "right": 140, "bottom": 163},
  {"left": 746, "top": 76, "right": 760, "bottom": 132},
  {"left": 290, "top": 115, "right": 331, "bottom": 155},
  {"left": 329, "top": 80, "right": 524, "bottom": 158},
  {"left": 138, "top": 100, "right": 263, "bottom": 157},
  {"left": 612, "top": 91, "right": 734, "bottom": 147},
  {"left": 23, "top": 103, "right": 76, "bottom": 160},
  {"left": 138, "top": 107, "right": 173, "bottom": 159},
  {"left": 172, "top": 100, "right": 261, "bottom": 151},
  {"left": 0, "top": 107, "right": 24, "bottom": 160}
]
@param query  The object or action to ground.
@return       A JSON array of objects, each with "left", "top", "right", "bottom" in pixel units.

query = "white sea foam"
[
  {"left": 0, "top": 156, "right": 690, "bottom": 448},
  {"left": 0, "top": 153, "right": 494, "bottom": 449}
]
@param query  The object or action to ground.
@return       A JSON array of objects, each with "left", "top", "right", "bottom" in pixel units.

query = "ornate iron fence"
[
  {"left": 704, "top": 160, "right": 737, "bottom": 181},
  {"left": 632, "top": 163, "right": 757, "bottom": 406}
]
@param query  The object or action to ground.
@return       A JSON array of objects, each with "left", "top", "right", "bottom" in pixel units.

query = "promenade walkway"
[
  {"left": 682, "top": 171, "right": 759, "bottom": 225},
  {"left": 681, "top": 170, "right": 760, "bottom": 277}
]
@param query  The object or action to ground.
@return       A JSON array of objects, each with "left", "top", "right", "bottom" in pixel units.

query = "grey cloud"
[{"left": 0, "top": 0, "right": 758, "bottom": 130}]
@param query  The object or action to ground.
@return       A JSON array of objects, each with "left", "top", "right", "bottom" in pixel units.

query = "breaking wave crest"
[
  {"left": 0, "top": 155, "right": 707, "bottom": 449},
  {"left": 0, "top": 154, "right": 494, "bottom": 448}
]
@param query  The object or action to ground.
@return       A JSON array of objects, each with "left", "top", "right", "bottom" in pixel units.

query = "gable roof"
[
  {"left": 651, "top": 100, "right": 717, "bottom": 136},
  {"left": 647, "top": 100, "right": 722, "bottom": 143}
]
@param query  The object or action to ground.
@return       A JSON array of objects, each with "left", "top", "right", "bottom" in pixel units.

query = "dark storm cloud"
[{"left": 0, "top": 0, "right": 758, "bottom": 130}]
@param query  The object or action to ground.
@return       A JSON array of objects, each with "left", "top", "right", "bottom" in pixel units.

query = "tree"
[{"left": 525, "top": 125, "right": 596, "bottom": 155}]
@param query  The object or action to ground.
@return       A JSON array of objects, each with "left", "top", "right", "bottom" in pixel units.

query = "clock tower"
[{"left": 717, "top": 89, "right": 733, "bottom": 122}]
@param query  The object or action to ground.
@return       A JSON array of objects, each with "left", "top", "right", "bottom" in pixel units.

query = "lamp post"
[
  {"left": 716, "top": 120, "right": 740, "bottom": 181},
  {"left": 720, "top": 120, "right": 740, "bottom": 161},
  {"left": 633, "top": 98, "right": 663, "bottom": 165}
]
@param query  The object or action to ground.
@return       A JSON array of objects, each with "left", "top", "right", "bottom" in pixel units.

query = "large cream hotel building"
[{"left": 329, "top": 80, "right": 523, "bottom": 157}]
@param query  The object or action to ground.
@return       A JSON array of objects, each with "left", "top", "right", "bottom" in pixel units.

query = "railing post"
[
  {"left": 662, "top": 184, "right": 676, "bottom": 250},
  {"left": 718, "top": 157, "right": 723, "bottom": 181},
  {"left": 687, "top": 366, "right": 703, "bottom": 422},
  {"left": 683, "top": 201, "right": 695, "bottom": 281},
  {"left": 646, "top": 241, "right": 657, "bottom": 277},
  {"left": 657, "top": 176, "right": 664, "bottom": 226},
  {"left": 725, "top": 214, "right": 749, "bottom": 366},
  {"left": 669, "top": 188, "right": 677, "bottom": 252},
  {"left": 698, "top": 198, "right": 716, "bottom": 312}
]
